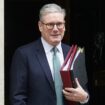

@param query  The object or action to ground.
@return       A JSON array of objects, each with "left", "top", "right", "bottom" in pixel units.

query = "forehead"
[{"left": 42, "top": 13, "right": 65, "bottom": 23}]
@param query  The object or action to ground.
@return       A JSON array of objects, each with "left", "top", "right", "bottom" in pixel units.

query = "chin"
[{"left": 52, "top": 40, "right": 61, "bottom": 46}]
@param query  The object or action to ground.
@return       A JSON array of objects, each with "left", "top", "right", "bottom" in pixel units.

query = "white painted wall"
[{"left": 0, "top": 0, "right": 4, "bottom": 104}]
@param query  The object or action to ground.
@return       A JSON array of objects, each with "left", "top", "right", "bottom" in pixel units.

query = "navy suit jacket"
[{"left": 10, "top": 38, "right": 88, "bottom": 105}]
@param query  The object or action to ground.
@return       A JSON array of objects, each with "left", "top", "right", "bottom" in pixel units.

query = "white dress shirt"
[{"left": 41, "top": 37, "right": 64, "bottom": 79}]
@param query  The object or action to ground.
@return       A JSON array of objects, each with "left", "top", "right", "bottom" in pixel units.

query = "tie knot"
[{"left": 52, "top": 47, "right": 58, "bottom": 54}]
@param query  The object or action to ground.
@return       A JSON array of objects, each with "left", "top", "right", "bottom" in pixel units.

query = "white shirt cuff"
[{"left": 80, "top": 94, "right": 89, "bottom": 104}]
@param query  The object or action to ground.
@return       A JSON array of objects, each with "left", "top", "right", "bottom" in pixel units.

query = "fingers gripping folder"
[{"left": 60, "top": 45, "right": 80, "bottom": 105}]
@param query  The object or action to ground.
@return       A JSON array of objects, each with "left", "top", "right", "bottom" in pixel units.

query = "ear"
[
  {"left": 63, "top": 26, "right": 66, "bottom": 32},
  {"left": 38, "top": 21, "right": 43, "bottom": 32}
]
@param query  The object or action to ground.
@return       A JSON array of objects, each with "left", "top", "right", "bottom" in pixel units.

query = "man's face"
[{"left": 38, "top": 13, "right": 65, "bottom": 46}]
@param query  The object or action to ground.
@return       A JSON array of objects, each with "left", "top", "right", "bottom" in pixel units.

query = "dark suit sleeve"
[
  {"left": 73, "top": 51, "right": 89, "bottom": 105},
  {"left": 10, "top": 48, "right": 28, "bottom": 105}
]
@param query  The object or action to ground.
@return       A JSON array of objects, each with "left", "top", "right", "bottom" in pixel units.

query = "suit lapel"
[
  {"left": 62, "top": 43, "right": 70, "bottom": 60},
  {"left": 34, "top": 39, "right": 55, "bottom": 91},
  {"left": 34, "top": 39, "right": 70, "bottom": 91}
]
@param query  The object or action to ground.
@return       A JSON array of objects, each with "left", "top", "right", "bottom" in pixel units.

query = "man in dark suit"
[{"left": 10, "top": 3, "right": 89, "bottom": 105}]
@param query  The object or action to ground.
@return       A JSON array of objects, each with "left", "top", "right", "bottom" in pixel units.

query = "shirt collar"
[{"left": 41, "top": 37, "right": 62, "bottom": 54}]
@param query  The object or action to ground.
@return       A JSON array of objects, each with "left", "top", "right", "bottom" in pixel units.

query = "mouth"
[
  {"left": 51, "top": 34, "right": 60, "bottom": 37},
  {"left": 51, "top": 35, "right": 60, "bottom": 39}
]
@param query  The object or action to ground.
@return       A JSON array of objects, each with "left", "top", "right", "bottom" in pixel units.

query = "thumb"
[{"left": 75, "top": 78, "right": 81, "bottom": 87}]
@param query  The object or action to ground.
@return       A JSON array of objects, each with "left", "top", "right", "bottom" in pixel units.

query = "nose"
[{"left": 53, "top": 24, "right": 58, "bottom": 30}]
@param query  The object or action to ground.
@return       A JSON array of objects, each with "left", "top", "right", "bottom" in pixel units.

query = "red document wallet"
[
  {"left": 60, "top": 45, "right": 77, "bottom": 88},
  {"left": 60, "top": 45, "right": 78, "bottom": 105},
  {"left": 60, "top": 70, "right": 76, "bottom": 88},
  {"left": 60, "top": 70, "right": 72, "bottom": 88}
]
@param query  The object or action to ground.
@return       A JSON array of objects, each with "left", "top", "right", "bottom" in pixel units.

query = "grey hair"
[{"left": 39, "top": 3, "right": 66, "bottom": 21}]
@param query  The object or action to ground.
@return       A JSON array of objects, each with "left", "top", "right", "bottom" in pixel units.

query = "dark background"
[{"left": 5, "top": 0, "right": 105, "bottom": 105}]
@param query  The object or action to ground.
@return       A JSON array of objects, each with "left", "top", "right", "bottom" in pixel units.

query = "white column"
[{"left": 0, "top": 0, "right": 4, "bottom": 104}]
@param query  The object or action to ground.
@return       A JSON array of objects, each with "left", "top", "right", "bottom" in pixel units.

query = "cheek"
[
  {"left": 61, "top": 28, "right": 65, "bottom": 35},
  {"left": 61, "top": 29, "right": 65, "bottom": 38},
  {"left": 42, "top": 31, "right": 51, "bottom": 40}
]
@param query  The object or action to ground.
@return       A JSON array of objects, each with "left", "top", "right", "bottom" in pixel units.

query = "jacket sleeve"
[
  {"left": 73, "top": 50, "right": 90, "bottom": 105},
  {"left": 10, "top": 48, "right": 28, "bottom": 105}
]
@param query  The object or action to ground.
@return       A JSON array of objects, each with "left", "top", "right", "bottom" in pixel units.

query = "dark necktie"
[{"left": 52, "top": 47, "right": 63, "bottom": 105}]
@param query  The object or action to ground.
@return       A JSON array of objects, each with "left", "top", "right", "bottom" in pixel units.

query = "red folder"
[
  {"left": 60, "top": 45, "right": 78, "bottom": 88},
  {"left": 60, "top": 70, "right": 73, "bottom": 88},
  {"left": 60, "top": 45, "right": 78, "bottom": 105},
  {"left": 60, "top": 70, "right": 76, "bottom": 88},
  {"left": 60, "top": 45, "right": 74, "bottom": 70},
  {"left": 68, "top": 45, "right": 78, "bottom": 70}
]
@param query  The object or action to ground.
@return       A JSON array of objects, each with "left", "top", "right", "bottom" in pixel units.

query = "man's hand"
[{"left": 63, "top": 78, "right": 89, "bottom": 103}]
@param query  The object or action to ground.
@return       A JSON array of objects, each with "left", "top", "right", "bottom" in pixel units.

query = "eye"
[
  {"left": 57, "top": 23, "right": 62, "bottom": 26},
  {"left": 47, "top": 23, "right": 54, "bottom": 26}
]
